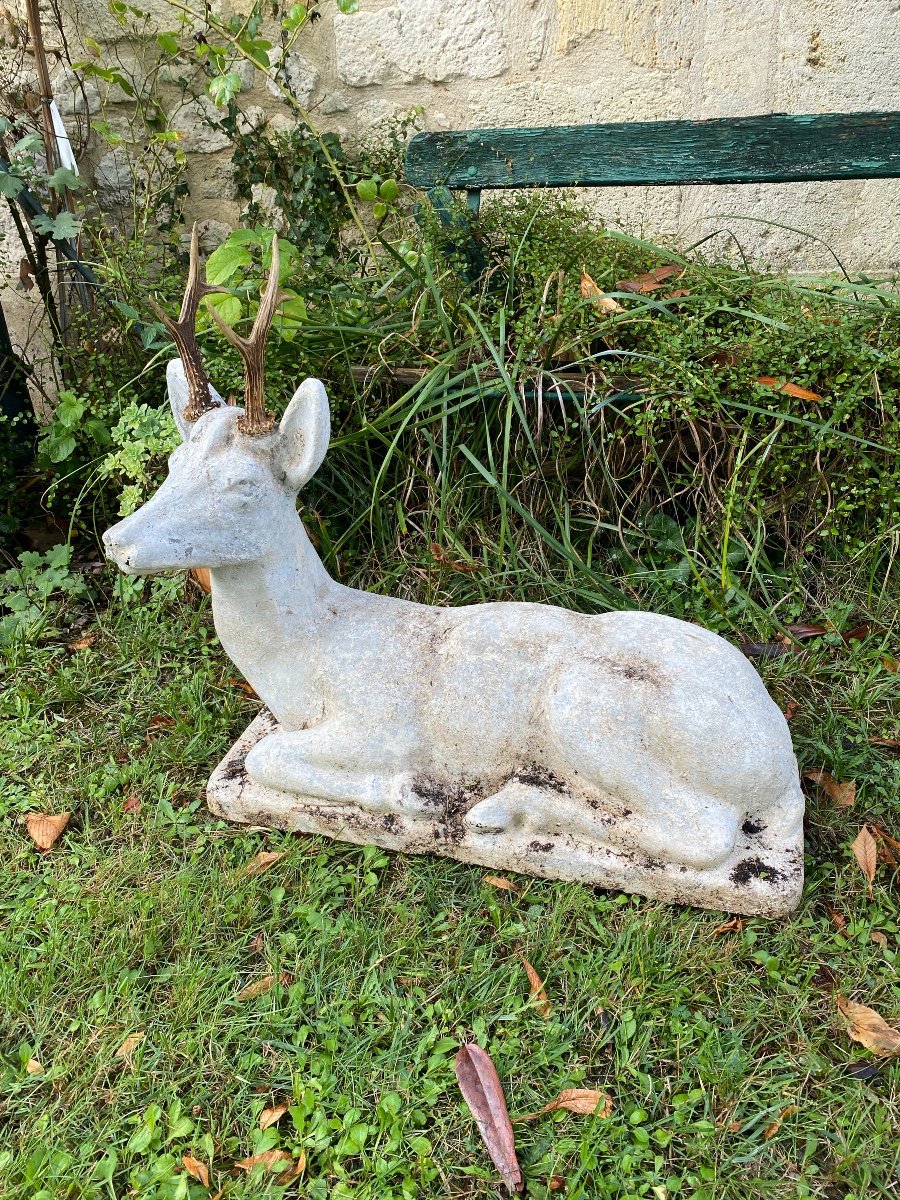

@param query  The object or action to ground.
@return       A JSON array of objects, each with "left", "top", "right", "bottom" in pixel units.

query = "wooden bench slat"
[{"left": 406, "top": 112, "right": 900, "bottom": 191}]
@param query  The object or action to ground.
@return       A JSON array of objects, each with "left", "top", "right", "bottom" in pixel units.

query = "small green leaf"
[
  {"left": 32, "top": 211, "right": 82, "bottom": 241},
  {"left": 47, "top": 167, "right": 82, "bottom": 193},
  {"left": 55, "top": 392, "right": 86, "bottom": 429},
  {"left": 336, "top": 0, "right": 359, "bottom": 11},
  {"left": 205, "top": 292, "right": 244, "bottom": 327},
  {"left": 208, "top": 71, "right": 243, "bottom": 107},
  {"left": 356, "top": 179, "right": 378, "bottom": 202},
  {"left": 379, "top": 178, "right": 399, "bottom": 203},
  {"left": 0, "top": 172, "right": 23, "bottom": 200},
  {"left": 83, "top": 36, "right": 104, "bottom": 56},
  {"left": 372, "top": 202, "right": 387, "bottom": 220},
  {"left": 205, "top": 240, "right": 253, "bottom": 285},
  {"left": 156, "top": 31, "right": 180, "bottom": 55}
]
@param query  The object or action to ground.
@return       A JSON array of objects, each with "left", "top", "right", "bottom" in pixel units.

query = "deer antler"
[
  {"left": 206, "top": 237, "right": 284, "bottom": 436},
  {"left": 149, "top": 224, "right": 222, "bottom": 423}
]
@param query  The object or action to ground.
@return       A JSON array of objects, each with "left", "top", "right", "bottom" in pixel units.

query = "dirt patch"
[
  {"left": 741, "top": 817, "right": 765, "bottom": 836},
  {"left": 514, "top": 765, "right": 570, "bottom": 793},
  {"left": 730, "top": 856, "right": 785, "bottom": 885}
]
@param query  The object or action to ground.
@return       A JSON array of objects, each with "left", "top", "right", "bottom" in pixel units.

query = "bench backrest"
[{"left": 406, "top": 111, "right": 900, "bottom": 214}]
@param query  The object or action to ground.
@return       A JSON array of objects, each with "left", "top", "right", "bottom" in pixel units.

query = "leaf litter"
[{"left": 454, "top": 1044, "right": 523, "bottom": 1194}]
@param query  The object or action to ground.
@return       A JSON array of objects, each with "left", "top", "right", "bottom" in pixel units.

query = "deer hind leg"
[{"left": 244, "top": 726, "right": 412, "bottom": 812}]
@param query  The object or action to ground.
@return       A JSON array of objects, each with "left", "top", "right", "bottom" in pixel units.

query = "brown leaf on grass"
[
  {"left": 869, "top": 736, "right": 900, "bottom": 750},
  {"left": 25, "top": 1058, "right": 43, "bottom": 1075},
  {"left": 837, "top": 995, "right": 900, "bottom": 1056},
  {"left": 784, "top": 622, "right": 829, "bottom": 640},
  {"left": 237, "top": 975, "right": 276, "bottom": 1000},
  {"left": 148, "top": 713, "right": 176, "bottom": 730},
  {"left": 521, "top": 958, "right": 551, "bottom": 1018},
  {"left": 826, "top": 905, "right": 847, "bottom": 931},
  {"left": 881, "top": 656, "right": 898, "bottom": 673},
  {"left": 871, "top": 931, "right": 889, "bottom": 948},
  {"left": 234, "top": 1149, "right": 305, "bottom": 1178},
  {"left": 182, "top": 1155, "right": 210, "bottom": 1186},
  {"left": 259, "top": 1102, "right": 289, "bottom": 1131},
  {"left": 616, "top": 264, "right": 682, "bottom": 294},
  {"left": 228, "top": 677, "right": 259, "bottom": 698},
  {"left": 454, "top": 1044, "right": 524, "bottom": 1194},
  {"left": 548, "top": 1176, "right": 566, "bottom": 1192},
  {"left": 843, "top": 623, "right": 872, "bottom": 641},
  {"left": 711, "top": 918, "right": 743, "bottom": 936},
  {"left": 122, "top": 795, "right": 142, "bottom": 814},
  {"left": 804, "top": 769, "right": 856, "bottom": 808},
  {"left": 870, "top": 824, "right": 900, "bottom": 865},
  {"left": 782, "top": 700, "right": 798, "bottom": 721},
  {"left": 67, "top": 633, "right": 96, "bottom": 651},
  {"left": 764, "top": 1103, "right": 798, "bottom": 1140},
  {"left": 429, "top": 543, "right": 482, "bottom": 574},
  {"left": 851, "top": 826, "right": 878, "bottom": 887},
  {"left": 241, "top": 850, "right": 285, "bottom": 877},
  {"left": 114, "top": 1031, "right": 145, "bottom": 1060},
  {"left": 25, "top": 812, "right": 71, "bottom": 851},
  {"left": 483, "top": 875, "right": 520, "bottom": 892},
  {"left": 516, "top": 1088, "right": 613, "bottom": 1122},
  {"left": 756, "top": 377, "right": 823, "bottom": 402},
  {"left": 191, "top": 567, "right": 211, "bottom": 593},
  {"left": 579, "top": 269, "right": 624, "bottom": 314}
]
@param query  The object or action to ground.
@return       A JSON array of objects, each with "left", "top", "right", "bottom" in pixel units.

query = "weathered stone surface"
[
  {"left": 103, "top": 363, "right": 806, "bottom": 918},
  {"left": 51, "top": 66, "right": 101, "bottom": 116},
  {"left": 171, "top": 97, "right": 231, "bottom": 154},
  {"left": 94, "top": 148, "right": 139, "bottom": 207},
  {"left": 335, "top": 0, "right": 509, "bottom": 86},
  {"left": 266, "top": 50, "right": 318, "bottom": 107}
]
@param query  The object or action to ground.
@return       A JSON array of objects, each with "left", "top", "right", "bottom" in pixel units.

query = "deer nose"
[{"left": 102, "top": 524, "right": 133, "bottom": 569}]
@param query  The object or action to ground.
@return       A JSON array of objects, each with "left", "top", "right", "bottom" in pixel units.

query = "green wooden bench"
[
  {"left": 350, "top": 112, "right": 900, "bottom": 393},
  {"left": 406, "top": 111, "right": 900, "bottom": 217}
]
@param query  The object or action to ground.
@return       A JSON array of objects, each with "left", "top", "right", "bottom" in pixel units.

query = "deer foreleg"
[{"left": 244, "top": 726, "right": 413, "bottom": 812}]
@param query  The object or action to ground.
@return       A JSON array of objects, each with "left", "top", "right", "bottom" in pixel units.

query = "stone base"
[{"left": 207, "top": 711, "right": 804, "bottom": 918}]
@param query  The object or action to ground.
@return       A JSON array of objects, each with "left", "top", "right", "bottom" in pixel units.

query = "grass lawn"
[{"left": 1, "top": 570, "right": 898, "bottom": 1200}]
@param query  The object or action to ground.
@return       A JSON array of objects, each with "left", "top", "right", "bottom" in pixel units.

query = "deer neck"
[{"left": 207, "top": 513, "right": 337, "bottom": 726}]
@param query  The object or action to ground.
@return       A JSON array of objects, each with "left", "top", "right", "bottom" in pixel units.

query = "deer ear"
[
  {"left": 278, "top": 378, "right": 331, "bottom": 491},
  {"left": 166, "top": 358, "right": 224, "bottom": 441}
]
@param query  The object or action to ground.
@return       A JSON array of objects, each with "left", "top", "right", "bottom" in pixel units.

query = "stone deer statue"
[{"left": 104, "top": 232, "right": 804, "bottom": 916}]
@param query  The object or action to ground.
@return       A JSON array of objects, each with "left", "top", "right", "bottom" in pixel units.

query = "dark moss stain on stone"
[
  {"left": 730, "top": 856, "right": 785, "bottom": 885},
  {"left": 529, "top": 840, "right": 554, "bottom": 852},
  {"left": 741, "top": 817, "right": 765, "bottom": 836},
  {"left": 221, "top": 753, "right": 248, "bottom": 781},
  {"left": 514, "top": 765, "right": 570, "bottom": 793},
  {"left": 412, "top": 774, "right": 475, "bottom": 845}
]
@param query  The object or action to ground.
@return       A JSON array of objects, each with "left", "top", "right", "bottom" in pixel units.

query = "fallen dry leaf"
[
  {"left": 837, "top": 995, "right": 900, "bottom": 1056},
  {"left": 756, "top": 377, "right": 823, "bottom": 402},
  {"left": 237, "top": 975, "right": 276, "bottom": 1001},
  {"left": 580, "top": 268, "right": 624, "bottom": 314},
  {"left": 516, "top": 1088, "right": 613, "bottom": 1122},
  {"left": 67, "top": 633, "right": 96, "bottom": 651},
  {"left": 616, "top": 264, "right": 682, "bottom": 294},
  {"left": 19, "top": 256, "right": 34, "bottom": 291},
  {"left": 483, "top": 874, "right": 520, "bottom": 892},
  {"left": 429, "top": 543, "right": 482, "bottom": 573},
  {"left": 25, "top": 812, "right": 71, "bottom": 851},
  {"left": 521, "top": 958, "right": 551, "bottom": 1018},
  {"left": 870, "top": 824, "right": 900, "bottom": 865},
  {"left": 234, "top": 1149, "right": 304, "bottom": 1178},
  {"left": 241, "top": 850, "right": 285, "bottom": 877},
  {"left": 711, "top": 917, "right": 743, "bottom": 936},
  {"left": 804, "top": 768, "right": 856, "bottom": 808},
  {"left": 826, "top": 905, "right": 847, "bottom": 931},
  {"left": 182, "top": 1155, "right": 210, "bottom": 1186},
  {"left": 869, "top": 736, "right": 900, "bottom": 750},
  {"left": 259, "top": 1102, "right": 289, "bottom": 1131},
  {"left": 191, "top": 567, "right": 211, "bottom": 593},
  {"left": 882, "top": 655, "right": 899, "bottom": 673},
  {"left": 728, "top": 1120, "right": 743, "bottom": 1133},
  {"left": 851, "top": 825, "right": 878, "bottom": 888},
  {"left": 782, "top": 700, "right": 798, "bottom": 721},
  {"left": 455, "top": 1044, "right": 523, "bottom": 1194},
  {"left": 148, "top": 713, "right": 176, "bottom": 729},
  {"left": 25, "top": 1058, "right": 43, "bottom": 1075},
  {"left": 228, "top": 677, "right": 259, "bottom": 698},
  {"left": 114, "top": 1031, "right": 145, "bottom": 1060},
  {"left": 122, "top": 795, "right": 142, "bottom": 814},
  {"left": 763, "top": 1103, "right": 798, "bottom": 1141},
  {"left": 871, "top": 930, "right": 888, "bottom": 948},
  {"left": 548, "top": 1176, "right": 566, "bottom": 1192}
]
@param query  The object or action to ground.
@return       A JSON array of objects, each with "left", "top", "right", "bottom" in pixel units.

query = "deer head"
[{"left": 103, "top": 231, "right": 330, "bottom": 575}]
